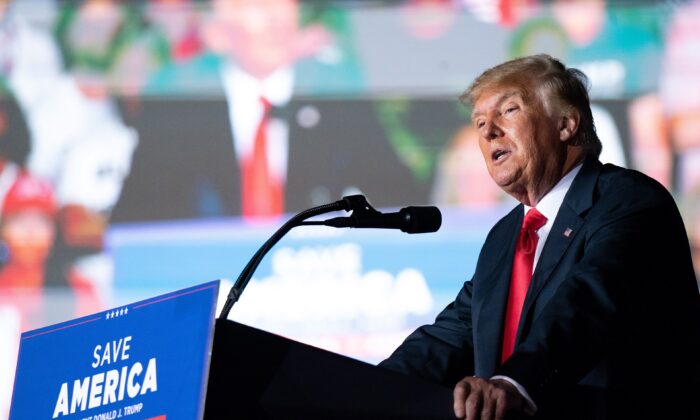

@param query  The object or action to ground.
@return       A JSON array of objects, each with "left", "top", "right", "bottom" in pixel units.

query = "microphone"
[{"left": 310, "top": 195, "right": 442, "bottom": 234}]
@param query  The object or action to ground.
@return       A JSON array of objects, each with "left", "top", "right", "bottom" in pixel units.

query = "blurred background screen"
[{"left": 1, "top": 0, "right": 699, "bottom": 417}]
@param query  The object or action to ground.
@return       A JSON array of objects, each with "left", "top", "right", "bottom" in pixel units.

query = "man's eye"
[
  {"left": 505, "top": 106, "right": 518, "bottom": 114},
  {"left": 476, "top": 121, "right": 485, "bottom": 128}
]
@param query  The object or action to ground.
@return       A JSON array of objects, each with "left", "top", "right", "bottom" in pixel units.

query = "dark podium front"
[{"left": 205, "top": 319, "right": 454, "bottom": 419}]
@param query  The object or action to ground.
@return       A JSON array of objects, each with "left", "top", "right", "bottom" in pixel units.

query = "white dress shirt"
[{"left": 221, "top": 62, "right": 294, "bottom": 183}]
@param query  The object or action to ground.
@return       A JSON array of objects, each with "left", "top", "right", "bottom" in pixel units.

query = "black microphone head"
[{"left": 401, "top": 206, "right": 442, "bottom": 233}]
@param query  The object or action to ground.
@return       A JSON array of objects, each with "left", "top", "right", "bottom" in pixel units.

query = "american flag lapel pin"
[{"left": 563, "top": 227, "right": 573, "bottom": 238}]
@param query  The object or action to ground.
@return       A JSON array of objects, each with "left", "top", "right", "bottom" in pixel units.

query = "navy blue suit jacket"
[{"left": 380, "top": 158, "right": 700, "bottom": 419}]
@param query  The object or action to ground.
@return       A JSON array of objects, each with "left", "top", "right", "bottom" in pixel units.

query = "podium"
[
  {"left": 11, "top": 281, "right": 453, "bottom": 419},
  {"left": 207, "top": 319, "right": 453, "bottom": 419}
]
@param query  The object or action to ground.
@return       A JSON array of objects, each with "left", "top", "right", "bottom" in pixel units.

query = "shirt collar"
[
  {"left": 524, "top": 163, "right": 583, "bottom": 221},
  {"left": 222, "top": 61, "right": 294, "bottom": 107}
]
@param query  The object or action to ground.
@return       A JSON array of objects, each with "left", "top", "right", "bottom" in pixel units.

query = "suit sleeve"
[{"left": 378, "top": 280, "right": 475, "bottom": 387}]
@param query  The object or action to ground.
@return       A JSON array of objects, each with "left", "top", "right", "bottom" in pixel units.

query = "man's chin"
[
  {"left": 491, "top": 177, "right": 525, "bottom": 202},
  {"left": 489, "top": 173, "right": 516, "bottom": 191}
]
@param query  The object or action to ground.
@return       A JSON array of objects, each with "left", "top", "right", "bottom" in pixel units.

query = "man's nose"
[{"left": 482, "top": 120, "right": 503, "bottom": 141}]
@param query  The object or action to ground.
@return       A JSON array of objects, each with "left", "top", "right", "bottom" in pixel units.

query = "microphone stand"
[{"left": 218, "top": 197, "right": 358, "bottom": 320}]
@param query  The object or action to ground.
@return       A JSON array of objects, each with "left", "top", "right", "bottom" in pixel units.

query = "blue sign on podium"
[{"left": 10, "top": 281, "right": 220, "bottom": 420}]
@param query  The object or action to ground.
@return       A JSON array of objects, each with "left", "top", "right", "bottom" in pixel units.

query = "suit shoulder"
[
  {"left": 597, "top": 163, "right": 675, "bottom": 207},
  {"left": 584, "top": 163, "right": 691, "bottom": 243}
]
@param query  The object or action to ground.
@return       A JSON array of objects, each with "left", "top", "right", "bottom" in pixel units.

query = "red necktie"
[
  {"left": 501, "top": 208, "right": 547, "bottom": 363},
  {"left": 241, "top": 97, "right": 284, "bottom": 218}
]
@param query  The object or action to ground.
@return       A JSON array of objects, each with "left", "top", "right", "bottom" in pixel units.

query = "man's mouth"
[{"left": 491, "top": 149, "right": 510, "bottom": 162}]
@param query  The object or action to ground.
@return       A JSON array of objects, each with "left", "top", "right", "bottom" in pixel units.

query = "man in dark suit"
[
  {"left": 110, "top": 97, "right": 428, "bottom": 222},
  {"left": 111, "top": 0, "right": 430, "bottom": 223},
  {"left": 380, "top": 55, "right": 700, "bottom": 419}
]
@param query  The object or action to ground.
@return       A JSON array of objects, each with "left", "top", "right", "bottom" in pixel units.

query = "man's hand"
[{"left": 453, "top": 376, "right": 526, "bottom": 419}]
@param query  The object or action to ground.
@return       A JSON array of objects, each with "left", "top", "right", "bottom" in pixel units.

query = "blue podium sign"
[{"left": 10, "top": 281, "right": 220, "bottom": 420}]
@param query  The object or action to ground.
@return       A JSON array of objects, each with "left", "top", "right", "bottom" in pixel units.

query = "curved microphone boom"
[
  {"left": 218, "top": 198, "right": 349, "bottom": 320},
  {"left": 218, "top": 195, "right": 441, "bottom": 320}
]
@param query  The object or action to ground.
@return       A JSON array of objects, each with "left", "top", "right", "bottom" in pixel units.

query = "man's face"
[
  {"left": 211, "top": 0, "right": 300, "bottom": 77},
  {"left": 472, "top": 85, "right": 566, "bottom": 205},
  {"left": 1, "top": 210, "right": 55, "bottom": 267}
]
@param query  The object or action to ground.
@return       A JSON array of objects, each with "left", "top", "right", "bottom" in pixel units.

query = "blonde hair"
[{"left": 461, "top": 54, "right": 601, "bottom": 158}]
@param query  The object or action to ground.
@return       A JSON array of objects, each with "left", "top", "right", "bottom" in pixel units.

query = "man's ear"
[{"left": 559, "top": 108, "right": 580, "bottom": 142}]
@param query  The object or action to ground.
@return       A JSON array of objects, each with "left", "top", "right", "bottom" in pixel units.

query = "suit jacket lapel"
[
  {"left": 475, "top": 206, "right": 523, "bottom": 376},
  {"left": 516, "top": 159, "right": 601, "bottom": 342}
]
